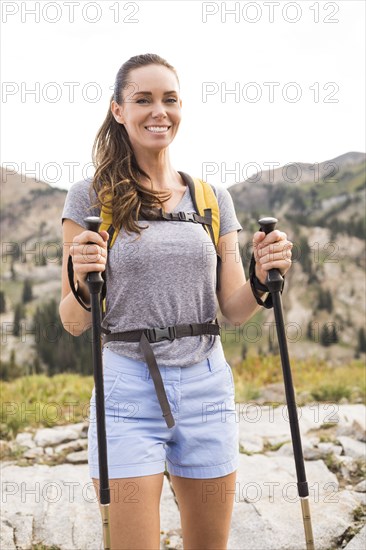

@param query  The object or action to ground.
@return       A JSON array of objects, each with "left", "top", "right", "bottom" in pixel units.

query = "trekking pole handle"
[
  {"left": 84, "top": 216, "right": 105, "bottom": 293},
  {"left": 258, "top": 217, "right": 284, "bottom": 292}
]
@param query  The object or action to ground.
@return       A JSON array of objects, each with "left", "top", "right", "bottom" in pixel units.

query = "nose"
[{"left": 151, "top": 101, "right": 167, "bottom": 119}]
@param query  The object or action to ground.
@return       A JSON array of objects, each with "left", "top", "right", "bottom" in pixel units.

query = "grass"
[
  {"left": 0, "top": 373, "right": 93, "bottom": 439},
  {"left": 31, "top": 545, "right": 61, "bottom": 550},
  {"left": 230, "top": 354, "right": 365, "bottom": 404},
  {"left": 0, "top": 353, "right": 364, "bottom": 439}
]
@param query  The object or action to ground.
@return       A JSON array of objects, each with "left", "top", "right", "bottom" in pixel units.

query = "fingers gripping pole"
[{"left": 258, "top": 217, "right": 315, "bottom": 550}]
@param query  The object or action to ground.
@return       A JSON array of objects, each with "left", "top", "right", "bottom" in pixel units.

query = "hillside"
[
  {"left": 229, "top": 151, "right": 366, "bottom": 362},
  {"left": 0, "top": 153, "right": 365, "bottom": 374},
  {"left": 0, "top": 167, "right": 67, "bottom": 246}
]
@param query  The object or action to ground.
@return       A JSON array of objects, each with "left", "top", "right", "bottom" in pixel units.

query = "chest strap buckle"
[{"left": 178, "top": 211, "right": 197, "bottom": 223}]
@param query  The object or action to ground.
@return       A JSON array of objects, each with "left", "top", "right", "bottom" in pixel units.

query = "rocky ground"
[{"left": 0, "top": 403, "right": 365, "bottom": 550}]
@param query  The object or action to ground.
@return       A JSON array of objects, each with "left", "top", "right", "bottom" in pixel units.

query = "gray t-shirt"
[{"left": 62, "top": 177, "right": 243, "bottom": 367}]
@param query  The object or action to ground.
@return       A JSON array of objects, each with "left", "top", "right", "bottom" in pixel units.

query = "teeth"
[{"left": 146, "top": 126, "right": 169, "bottom": 133}]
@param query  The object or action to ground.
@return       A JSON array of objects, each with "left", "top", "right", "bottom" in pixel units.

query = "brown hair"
[{"left": 90, "top": 53, "right": 180, "bottom": 240}]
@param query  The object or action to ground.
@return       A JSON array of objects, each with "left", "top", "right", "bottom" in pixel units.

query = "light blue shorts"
[{"left": 88, "top": 343, "right": 239, "bottom": 479}]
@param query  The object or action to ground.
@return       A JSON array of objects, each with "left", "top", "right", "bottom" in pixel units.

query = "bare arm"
[
  {"left": 216, "top": 230, "right": 292, "bottom": 325},
  {"left": 59, "top": 218, "right": 109, "bottom": 336}
]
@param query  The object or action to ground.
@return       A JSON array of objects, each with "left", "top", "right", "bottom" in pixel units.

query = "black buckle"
[
  {"left": 178, "top": 211, "right": 197, "bottom": 223},
  {"left": 145, "top": 326, "right": 177, "bottom": 343}
]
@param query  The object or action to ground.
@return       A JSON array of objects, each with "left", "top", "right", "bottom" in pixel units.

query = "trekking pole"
[
  {"left": 258, "top": 217, "right": 315, "bottom": 550},
  {"left": 84, "top": 216, "right": 111, "bottom": 550}
]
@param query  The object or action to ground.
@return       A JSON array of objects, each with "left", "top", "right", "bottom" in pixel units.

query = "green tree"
[
  {"left": 0, "top": 290, "right": 6, "bottom": 313},
  {"left": 32, "top": 299, "right": 92, "bottom": 375},
  {"left": 10, "top": 261, "right": 16, "bottom": 281},
  {"left": 12, "top": 303, "right": 25, "bottom": 337},
  {"left": 307, "top": 320, "right": 317, "bottom": 342},
  {"left": 318, "top": 289, "right": 333, "bottom": 313},
  {"left": 320, "top": 324, "right": 331, "bottom": 347},
  {"left": 22, "top": 279, "right": 33, "bottom": 303},
  {"left": 357, "top": 328, "right": 366, "bottom": 353},
  {"left": 32, "top": 355, "right": 43, "bottom": 375},
  {"left": 330, "top": 324, "right": 339, "bottom": 344},
  {"left": 298, "top": 236, "right": 312, "bottom": 274},
  {"left": 0, "top": 349, "right": 22, "bottom": 381}
]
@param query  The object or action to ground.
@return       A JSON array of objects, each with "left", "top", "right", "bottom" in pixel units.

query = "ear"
[{"left": 111, "top": 100, "right": 125, "bottom": 124}]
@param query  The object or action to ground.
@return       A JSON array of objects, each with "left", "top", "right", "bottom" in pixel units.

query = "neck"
[{"left": 133, "top": 146, "right": 183, "bottom": 190}]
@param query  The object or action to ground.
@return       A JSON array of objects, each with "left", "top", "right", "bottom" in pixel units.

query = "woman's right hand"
[{"left": 70, "top": 229, "right": 110, "bottom": 285}]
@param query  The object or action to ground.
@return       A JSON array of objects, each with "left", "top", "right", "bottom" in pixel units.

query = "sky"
[{"left": 1, "top": 0, "right": 365, "bottom": 190}]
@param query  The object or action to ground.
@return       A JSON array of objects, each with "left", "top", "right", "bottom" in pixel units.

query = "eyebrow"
[{"left": 133, "top": 90, "right": 178, "bottom": 96}]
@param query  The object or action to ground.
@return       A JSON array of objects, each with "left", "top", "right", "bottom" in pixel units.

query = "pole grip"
[
  {"left": 84, "top": 216, "right": 105, "bottom": 293},
  {"left": 258, "top": 217, "right": 284, "bottom": 293}
]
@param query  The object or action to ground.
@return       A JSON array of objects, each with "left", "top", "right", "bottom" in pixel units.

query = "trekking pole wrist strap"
[
  {"left": 249, "top": 253, "right": 285, "bottom": 309},
  {"left": 67, "top": 255, "right": 92, "bottom": 312}
]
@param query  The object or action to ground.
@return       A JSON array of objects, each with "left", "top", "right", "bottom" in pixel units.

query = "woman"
[{"left": 59, "top": 53, "right": 293, "bottom": 549}]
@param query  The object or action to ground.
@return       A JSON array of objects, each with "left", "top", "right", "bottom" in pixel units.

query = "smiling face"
[{"left": 111, "top": 64, "right": 182, "bottom": 154}]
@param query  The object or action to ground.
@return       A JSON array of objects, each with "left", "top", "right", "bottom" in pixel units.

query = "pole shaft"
[
  {"left": 301, "top": 498, "right": 315, "bottom": 550},
  {"left": 91, "top": 292, "right": 110, "bottom": 506},
  {"left": 272, "top": 291, "right": 308, "bottom": 496}
]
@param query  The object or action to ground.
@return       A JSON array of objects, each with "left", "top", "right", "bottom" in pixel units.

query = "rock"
[
  {"left": 228, "top": 455, "right": 359, "bottom": 550},
  {"left": 335, "top": 456, "right": 361, "bottom": 480},
  {"left": 337, "top": 419, "right": 366, "bottom": 442},
  {"left": 0, "top": 463, "right": 180, "bottom": 549},
  {"left": 275, "top": 436, "right": 356, "bottom": 461},
  {"left": 1, "top": 408, "right": 365, "bottom": 549},
  {"left": 15, "top": 432, "right": 35, "bottom": 449},
  {"left": 344, "top": 525, "right": 366, "bottom": 550},
  {"left": 256, "top": 383, "right": 286, "bottom": 404},
  {"left": 0, "top": 517, "right": 16, "bottom": 550},
  {"left": 336, "top": 405, "right": 366, "bottom": 442},
  {"left": 34, "top": 425, "right": 82, "bottom": 447},
  {"left": 317, "top": 442, "right": 343, "bottom": 456},
  {"left": 7, "top": 514, "right": 33, "bottom": 549},
  {"left": 237, "top": 403, "right": 301, "bottom": 443},
  {"left": 162, "top": 530, "right": 183, "bottom": 549},
  {"left": 337, "top": 436, "right": 366, "bottom": 460},
  {"left": 236, "top": 403, "right": 352, "bottom": 444},
  {"left": 239, "top": 434, "right": 263, "bottom": 453},
  {"left": 23, "top": 447, "right": 44, "bottom": 459},
  {"left": 354, "top": 480, "right": 366, "bottom": 492},
  {"left": 65, "top": 450, "right": 88, "bottom": 464},
  {"left": 55, "top": 438, "right": 88, "bottom": 454},
  {"left": 339, "top": 397, "right": 350, "bottom": 404},
  {"left": 350, "top": 491, "right": 366, "bottom": 506}
]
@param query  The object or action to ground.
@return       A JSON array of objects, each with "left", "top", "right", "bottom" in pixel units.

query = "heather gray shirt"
[{"left": 62, "top": 177, "right": 243, "bottom": 367}]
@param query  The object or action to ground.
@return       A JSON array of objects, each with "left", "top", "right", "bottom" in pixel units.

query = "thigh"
[
  {"left": 170, "top": 470, "right": 237, "bottom": 549},
  {"left": 92, "top": 473, "right": 164, "bottom": 550}
]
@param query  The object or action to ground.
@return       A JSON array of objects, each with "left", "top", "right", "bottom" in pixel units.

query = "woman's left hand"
[{"left": 253, "top": 230, "right": 293, "bottom": 285}]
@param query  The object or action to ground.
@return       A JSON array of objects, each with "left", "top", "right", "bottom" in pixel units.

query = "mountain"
[
  {"left": 229, "top": 151, "right": 365, "bottom": 221},
  {"left": 0, "top": 167, "right": 67, "bottom": 246},
  {"left": 0, "top": 153, "right": 365, "bottom": 373},
  {"left": 228, "top": 151, "right": 366, "bottom": 361}
]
